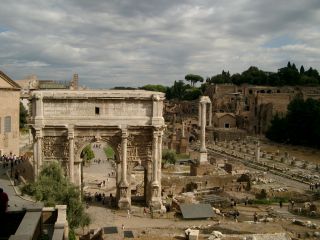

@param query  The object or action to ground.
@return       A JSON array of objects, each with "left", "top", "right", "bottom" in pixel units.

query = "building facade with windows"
[{"left": 0, "top": 71, "right": 21, "bottom": 155}]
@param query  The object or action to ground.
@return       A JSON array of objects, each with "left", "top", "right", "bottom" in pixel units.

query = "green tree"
[
  {"left": 19, "top": 102, "right": 28, "bottom": 129},
  {"left": 185, "top": 74, "right": 204, "bottom": 87},
  {"left": 162, "top": 149, "right": 177, "bottom": 165},
  {"left": 265, "top": 113, "right": 288, "bottom": 143},
  {"left": 183, "top": 87, "right": 202, "bottom": 100},
  {"left": 231, "top": 73, "right": 242, "bottom": 85},
  {"left": 166, "top": 80, "right": 187, "bottom": 100},
  {"left": 278, "top": 62, "right": 300, "bottom": 85},
  {"left": 267, "top": 73, "right": 284, "bottom": 86},
  {"left": 81, "top": 145, "right": 95, "bottom": 162},
  {"left": 21, "top": 162, "right": 91, "bottom": 232},
  {"left": 266, "top": 97, "right": 320, "bottom": 149},
  {"left": 209, "top": 70, "right": 232, "bottom": 84},
  {"left": 241, "top": 66, "right": 268, "bottom": 85},
  {"left": 140, "top": 84, "right": 167, "bottom": 93}
]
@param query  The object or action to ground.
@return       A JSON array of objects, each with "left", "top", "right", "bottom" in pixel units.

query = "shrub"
[{"left": 162, "top": 150, "right": 177, "bottom": 165}]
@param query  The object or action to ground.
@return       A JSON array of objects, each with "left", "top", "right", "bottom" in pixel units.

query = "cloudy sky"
[{"left": 0, "top": 0, "right": 319, "bottom": 88}]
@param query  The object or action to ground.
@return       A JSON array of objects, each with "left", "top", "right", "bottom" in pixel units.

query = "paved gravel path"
[{"left": 0, "top": 163, "right": 42, "bottom": 211}]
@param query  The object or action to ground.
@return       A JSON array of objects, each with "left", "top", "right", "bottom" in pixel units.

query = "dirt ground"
[{"left": 80, "top": 141, "right": 320, "bottom": 239}]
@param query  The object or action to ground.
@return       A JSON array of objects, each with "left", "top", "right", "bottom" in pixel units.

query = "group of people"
[
  {"left": 0, "top": 153, "right": 26, "bottom": 186},
  {"left": 84, "top": 192, "right": 116, "bottom": 208},
  {"left": 0, "top": 153, "right": 27, "bottom": 167},
  {"left": 92, "top": 144, "right": 102, "bottom": 149},
  {"left": 309, "top": 182, "right": 320, "bottom": 191}
]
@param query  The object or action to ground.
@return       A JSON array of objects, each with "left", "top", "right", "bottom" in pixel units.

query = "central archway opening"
[{"left": 81, "top": 142, "right": 118, "bottom": 208}]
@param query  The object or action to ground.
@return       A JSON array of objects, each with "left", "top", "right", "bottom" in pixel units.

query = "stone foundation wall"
[
  {"left": 190, "top": 163, "right": 217, "bottom": 176},
  {"left": 161, "top": 175, "right": 234, "bottom": 194}
]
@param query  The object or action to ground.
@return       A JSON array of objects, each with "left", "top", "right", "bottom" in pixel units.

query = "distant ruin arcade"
[{"left": 30, "top": 90, "right": 165, "bottom": 210}]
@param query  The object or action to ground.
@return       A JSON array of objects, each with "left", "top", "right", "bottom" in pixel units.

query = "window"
[
  {"left": 4, "top": 116, "right": 11, "bottom": 133},
  {"left": 225, "top": 123, "right": 230, "bottom": 128},
  {"left": 95, "top": 107, "right": 100, "bottom": 115}
]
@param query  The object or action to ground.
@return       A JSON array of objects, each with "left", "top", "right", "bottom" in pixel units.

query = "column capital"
[
  {"left": 35, "top": 128, "right": 43, "bottom": 139},
  {"left": 153, "top": 131, "right": 160, "bottom": 139},
  {"left": 153, "top": 126, "right": 165, "bottom": 135},
  {"left": 152, "top": 94, "right": 161, "bottom": 101},
  {"left": 68, "top": 133, "right": 74, "bottom": 140},
  {"left": 121, "top": 128, "right": 128, "bottom": 139},
  {"left": 68, "top": 126, "right": 74, "bottom": 139},
  {"left": 34, "top": 92, "right": 43, "bottom": 100},
  {"left": 200, "top": 96, "right": 211, "bottom": 104}
]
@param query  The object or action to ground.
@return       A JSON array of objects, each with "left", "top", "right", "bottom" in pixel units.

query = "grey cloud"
[{"left": 0, "top": 0, "right": 319, "bottom": 88}]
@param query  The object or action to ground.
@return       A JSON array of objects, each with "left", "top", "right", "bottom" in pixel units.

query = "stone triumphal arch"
[{"left": 30, "top": 90, "right": 165, "bottom": 210}]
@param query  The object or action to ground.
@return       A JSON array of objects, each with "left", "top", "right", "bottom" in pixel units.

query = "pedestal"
[
  {"left": 198, "top": 151, "right": 208, "bottom": 164},
  {"left": 118, "top": 185, "right": 130, "bottom": 210},
  {"left": 150, "top": 183, "right": 162, "bottom": 211}
]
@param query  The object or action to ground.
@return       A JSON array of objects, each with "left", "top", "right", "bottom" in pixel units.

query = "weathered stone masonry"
[{"left": 30, "top": 90, "right": 165, "bottom": 210}]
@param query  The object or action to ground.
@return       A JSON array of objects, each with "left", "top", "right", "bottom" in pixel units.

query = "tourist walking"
[{"left": 253, "top": 212, "right": 258, "bottom": 223}]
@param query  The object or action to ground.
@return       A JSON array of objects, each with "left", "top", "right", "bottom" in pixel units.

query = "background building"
[{"left": 0, "top": 71, "right": 21, "bottom": 155}]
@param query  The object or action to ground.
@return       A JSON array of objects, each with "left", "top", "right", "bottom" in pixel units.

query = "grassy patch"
[
  {"left": 176, "top": 153, "right": 190, "bottom": 159},
  {"left": 252, "top": 197, "right": 289, "bottom": 205}
]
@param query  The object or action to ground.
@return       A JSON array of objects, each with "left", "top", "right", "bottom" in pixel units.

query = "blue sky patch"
[
  {"left": 263, "top": 35, "right": 301, "bottom": 48},
  {"left": 0, "top": 26, "right": 9, "bottom": 33}
]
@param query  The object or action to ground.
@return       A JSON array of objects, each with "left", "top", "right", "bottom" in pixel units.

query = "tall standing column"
[
  {"left": 33, "top": 134, "right": 38, "bottom": 179},
  {"left": 157, "top": 130, "right": 163, "bottom": 186},
  {"left": 209, "top": 103, "right": 212, "bottom": 127},
  {"left": 68, "top": 127, "right": 75, "bottom": 183},
  {"left": 200, "top": 102, "right": 207, "bottom": 153},
  {"left": 152, "top": 131, "right": 159, "bottom": 184},
  {"left": 118, "top": 128, "right": 130, "bottom": 209},
  {"left": 150, "top": 128, "right": 162, "bottom": 210},
  {"left": 35, "top": 128, "right": 43, "bottom": 176},
  {"left": 198, "top": 102, "right": 202, "bottom": 126},
  {"left": 256, "top": 141, "right": 260, "bottom": 162},
  {"left": 121, "top": 129, "right": 128, "bottom": 186},
  {"left": 198, "top": 97, "right": 209, "bottom": 164}
]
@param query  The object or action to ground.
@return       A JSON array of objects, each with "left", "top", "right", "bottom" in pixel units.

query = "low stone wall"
[
  {"left": 190, "top": 163, "right": 218, "bottom": 176},
  {"left": 161, "top": 174, "right": 234, "bottom": 194}
]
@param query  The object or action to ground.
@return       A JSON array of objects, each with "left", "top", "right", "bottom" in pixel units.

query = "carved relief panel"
[
  {"left": 42, "top": 136, "right": 69, "bottom": 159},
  {"left": 127, "top": 129, "right": 152, "bottom": 165}
]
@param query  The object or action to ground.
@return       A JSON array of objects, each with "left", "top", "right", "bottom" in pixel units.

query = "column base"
[
  {"left": 149, "top": 182, "right": 162, "bottom": 212},
  {"left": 118, "top": 197, "right": 131, "bottom": 210},
  {"left": 150, "top": 197, "right": 162, "bottom": 212},
  {"left": 198, "top": 151, "right": 208, "bottom": 164},
  {"left": 118, "top": 182, "right": 130, "bottom": 209}
]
